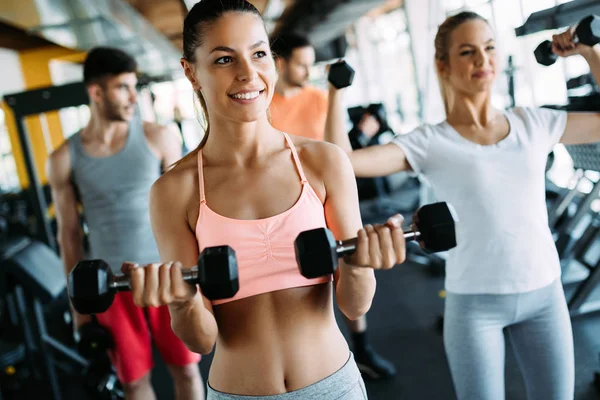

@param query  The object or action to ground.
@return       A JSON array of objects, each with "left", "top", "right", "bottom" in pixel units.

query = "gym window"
[{"left": 0, "top": 108, "right": 19, "bottom": 192}]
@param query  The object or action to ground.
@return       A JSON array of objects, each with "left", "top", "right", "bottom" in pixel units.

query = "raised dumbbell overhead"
[
  {"left": 295, "top": 202, "right": 458, "bottom": 279},
  {"left": 328, "top": 60, "right": 355, "bottom": 89},
  {"left": 534, "top": 41, "right": 556, "bottom": 67},
  {"left": 68, "top": 245, "right": 239, "bottom": 314},
  {"left": 535, "top": 15, "right": 600, "bottom": 66}
]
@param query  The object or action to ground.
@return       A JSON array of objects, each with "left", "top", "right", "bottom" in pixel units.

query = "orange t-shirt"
[{"left": 269, "top": 87, "right": 328, "bottom": 141}]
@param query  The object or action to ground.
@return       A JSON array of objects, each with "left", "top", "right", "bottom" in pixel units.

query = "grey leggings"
[
  {"left": 444, "top": 279, "right": 574, "bottom": 400},
  {"left": 206, "top": 352, "right": 367, "bottom": 399}
]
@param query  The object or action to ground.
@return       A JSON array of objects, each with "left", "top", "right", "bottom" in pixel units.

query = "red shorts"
[{"left": 95, "top": 292, "right": 201, "bottom": 384}]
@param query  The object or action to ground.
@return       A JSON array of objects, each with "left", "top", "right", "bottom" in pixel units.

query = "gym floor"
[{"left": 12, "top": 184, "right": 600, "bottom": 400}]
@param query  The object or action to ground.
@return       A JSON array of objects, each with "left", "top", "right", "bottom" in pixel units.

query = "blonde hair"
[{"left": 434, "top": 11, "right": 489, "bottom": 115}]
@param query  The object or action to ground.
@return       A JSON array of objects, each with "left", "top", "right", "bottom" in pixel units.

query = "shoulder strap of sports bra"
[
  {"left": 282, "top": 132, "right": 307, "bottom": 184},
  {"left": 198, "top": 133, "right": 306, "bottom": 201},
  {"left": 197, "top": 149, "right": 206, "bottom": 204}
]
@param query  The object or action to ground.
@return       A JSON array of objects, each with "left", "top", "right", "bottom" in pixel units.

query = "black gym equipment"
[
  {"left": 563, "top": 213, "right": 600, "bottom": 316},
  {"left": 295, "top": 202, "right": 458, "bottom": 279},
  {"left": 76, "top": 321, "right": 114, "bottom": 360},
  {"left": 551, "top": 143, "right": 600, "bottom": 317},
  {"left": 76, "top": 321, "right": 124, "bottom": 400},
  {"left": 68, "top": 246, "right": 239, "bottom": 315},
  {"left": 515, "top": 0, "right": 600, "bottom": 38},
  {"left": 541, "top": 97, "right": 600, "bottom": 320},
  {"left": 504, "top": 55, "right": 518, "bottom": 108},
  {"left": 82, "top": 356, "right": 124, "bottom": 400},
  {"left": 551, "top": 171, "right": 600, "bottom": 261},
  {"left": 328, "top": 60, "right": 355, "bottom": 89},
  {"left": 0, "top": 191, "right": 31, "bottom": 243},
  {"left": 4, "top": 82, "right": 90, "bottom": 251},
  {"left": 534, "top": 15, "right": 600, "bottom": 66},
  {"left": 538, "top": 97, "right": 600, "bottom": 321},
  {"left": 348, "top": 103, "right": 394, "bottom": 143},
  {"left": 0, "top": 339, "right": 27, "bottom": 399},
  {"left": 0, "top": 236, "right": 89, "bottom": 400},
  {"left": 567, "top": 73, "right": 599, "bottom": 92},
  {"left": 347, "top": 103, "right": 400, "bottom": 204}
]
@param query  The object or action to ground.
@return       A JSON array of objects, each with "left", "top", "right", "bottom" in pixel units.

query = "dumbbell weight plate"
[{"left": 328, "top": 61, "right": 355, "bottom": 89}]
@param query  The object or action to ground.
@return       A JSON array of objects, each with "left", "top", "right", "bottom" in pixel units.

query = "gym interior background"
[{"left": 2, "top": 0, "right": 600, "bottom": 399}]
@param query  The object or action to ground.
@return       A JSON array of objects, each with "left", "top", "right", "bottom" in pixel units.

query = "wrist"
[
  {"left": 328, "top": 85, "right": 344, "bottom": 97},
  {"left": 169, "top": 293, "right": 200, "bottom": 314},
  {"left": 581, "top": 45, "right": 600, "bottom": 61},
  {"left": 340, "top": 257, "right": 368, "bottom": 275}
]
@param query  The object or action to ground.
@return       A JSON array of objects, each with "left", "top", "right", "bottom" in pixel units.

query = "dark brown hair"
[
  {"left": 177, "top": 0, "right": 263, "bottom": 166},
  {"left": 84, "top": 47, "right": 137, "bottom": 86}
]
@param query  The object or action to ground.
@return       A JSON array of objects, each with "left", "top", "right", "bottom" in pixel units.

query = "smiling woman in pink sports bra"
[{"left": 124, "top": 0, "right": 406, "bottom": 399}]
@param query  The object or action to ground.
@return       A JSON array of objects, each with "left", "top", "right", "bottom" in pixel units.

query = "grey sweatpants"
[
  {"left": 444, "top": 279, "right": 574, "bottom": 400},
  {"left": 207, "top": 352, "right": 367, "bottom": 399}
]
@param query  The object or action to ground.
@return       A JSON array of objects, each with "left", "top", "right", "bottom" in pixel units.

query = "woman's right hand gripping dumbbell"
[
  {"left": 123, "top": 261, "right": 218, "bottom": 354},
  {"left": 346, "top": 214, "right": 407, "bottom": 270},
  {"left": 122, "top": 261, "right": 198, "bottom": 309}
]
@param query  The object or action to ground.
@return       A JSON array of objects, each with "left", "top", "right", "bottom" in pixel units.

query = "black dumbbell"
[
  {"left": 328, "top": 61, "right": 355, "bottom": 89},
  {"left": 535, "top": 15, "right": 600, "bottom": 66},
  {"left": 295, "top": 202, "right": 458, "bottom": 279},
  {"left": 68, "top": 246, "right": 239, "bottom": 314}
]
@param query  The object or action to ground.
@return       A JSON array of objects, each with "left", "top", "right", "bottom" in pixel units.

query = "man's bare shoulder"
[
  {"left": 151, "top": 153, "right": 198, "bottom": 197},
  {"left": 49, "top": 139, "right": 70, "bottom": 162},
  {"left": 143, "top": 121, "right": 175, "bottom": 142},
  {"left": 47, "top": 139, "right": 72, "bottom": 181}
]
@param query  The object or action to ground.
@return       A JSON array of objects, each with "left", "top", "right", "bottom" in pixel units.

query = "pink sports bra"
[{"left": 195, "top": 132, "right": 333, "bottom": 305}]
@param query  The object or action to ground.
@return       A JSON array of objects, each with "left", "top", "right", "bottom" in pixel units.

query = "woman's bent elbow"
[
  {"left": 172, "top": 324, "right": 217, "bottom": 355},
  {"left": 340, "top": 301, "right": 372, "bottom": 321},
  {"left": 188, "top": 338, "right": 216, "bottom": 355}
]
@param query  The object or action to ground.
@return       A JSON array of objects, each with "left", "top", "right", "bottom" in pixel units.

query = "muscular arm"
[
  {"left": 553, "top": 40, "right": 600, "bottom": 144},
  {"left": 584, "top": 47, "right": 600, "bottom": 100},
  {"left": 323, "top": 90, "right": 411, "bottom": 178},
  {"left": 149, "top": 174, "right": 218, "bottom": 354},
  {"left": 47, "top": 145, "right": 89, "bottom": 325},
  {"left": 47, "top": 146, "right": 83, "bottom": 277},
  {"left": 561, "top": 112, "right": 600, "bottom": 145},
  {"left": 145, "top": 122, "right": 183, "bottom": 172},
  {"left": 319, "top": 143, "right": 376, "bottom": 320},
  {"left": 560, "top": 47, "right": 600, "bottom": 145},
  {"left": 324, "top": 87, "right": 348, "bottom": 150}
]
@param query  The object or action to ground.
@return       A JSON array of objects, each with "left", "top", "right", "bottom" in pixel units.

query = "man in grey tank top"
[{"left": 47, "top": 47, "right": 204, "bottom": 399}]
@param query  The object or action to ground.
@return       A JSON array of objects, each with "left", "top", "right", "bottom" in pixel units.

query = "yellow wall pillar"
[{"left": 4, "top": 45, "right": 83, "bottom": 189}]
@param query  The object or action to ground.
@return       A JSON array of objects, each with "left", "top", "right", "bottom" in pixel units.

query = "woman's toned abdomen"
[{"left": 207, "top": 284, "right": 350, "bottom": 396}]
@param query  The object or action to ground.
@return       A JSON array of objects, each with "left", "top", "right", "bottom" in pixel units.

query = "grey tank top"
[{"left": 68, "top": 118, "right": 161, "bottom": 273}]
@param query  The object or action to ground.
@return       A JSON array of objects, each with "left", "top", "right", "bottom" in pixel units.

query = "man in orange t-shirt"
[
  {"left": 269, "top": 34, "right": 329, "bottom": 141},
  {"left": 269, "top": 32, "right": 397, "bottom": 381}
]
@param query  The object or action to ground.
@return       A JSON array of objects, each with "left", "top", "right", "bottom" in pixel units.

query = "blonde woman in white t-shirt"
[{"left": 325, "top": 11, "right": 600, "bottom": 400}]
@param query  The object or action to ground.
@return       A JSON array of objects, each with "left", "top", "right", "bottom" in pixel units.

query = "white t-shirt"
[{"left": 392, "top": 107, "right": 568, "bottom": 294}]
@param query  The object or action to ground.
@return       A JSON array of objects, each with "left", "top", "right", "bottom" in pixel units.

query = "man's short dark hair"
[
  {"left": 83, "top": 47, "right": 137, "bottom": 85},
  {"left": 270, "top": 32, "right": 312, "bottom": 60}
]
